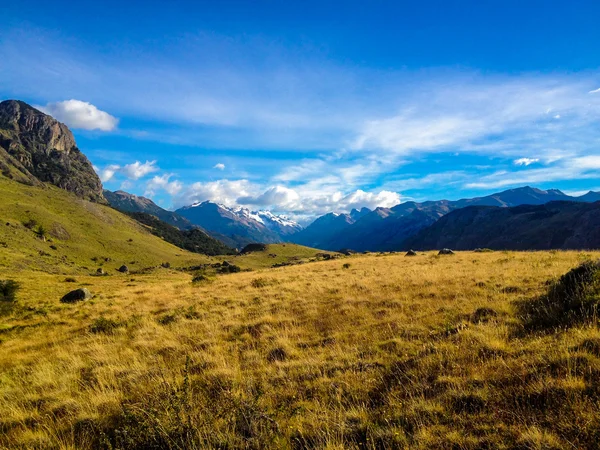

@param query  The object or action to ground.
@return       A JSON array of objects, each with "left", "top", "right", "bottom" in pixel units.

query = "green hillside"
[{"left": 0, "top": 176, "right": 211, "bottom": 274}]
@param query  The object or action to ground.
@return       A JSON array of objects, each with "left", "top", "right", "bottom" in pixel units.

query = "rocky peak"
[{"left": 0, "top": 100, "right": 105, "bottom": 203}]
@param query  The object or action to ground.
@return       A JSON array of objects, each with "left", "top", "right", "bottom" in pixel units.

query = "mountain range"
[
  {"left": 3, "top": 99, "right": 600, "bottom": 253},
  {"left": 175, "top": 201, "right": 301, "bottom": 249},
  {"left": 404, "top": 201, "right": 600, "bottom": 250},
  {"left": 289, "top": 186, "right": 600, "bottom": 251},
  {"left": 104, "top": 185, "right": 600, "bottom": 252}
]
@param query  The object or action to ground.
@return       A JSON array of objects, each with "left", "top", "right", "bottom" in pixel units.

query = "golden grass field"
[{"left": 1, "top": 250, "right": 600, "bottom": 449}]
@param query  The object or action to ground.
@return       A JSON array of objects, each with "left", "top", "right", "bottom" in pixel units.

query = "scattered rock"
[
  {"left": 222, "top": 261, "right": 231, "bottom": 267},
  {"left": 161, "top": 262, "right": 171, "bottom": 269},
  {"left": 405, "top": 250, "right": 418, "bottom": 256},
  {"left": 117, "top": 265, "right": 129, "bottom": 273},
  {"left": 438, "top": 248, "right": 455, "bottom": 255},
  {"left": 337, "top": 248, "right": 356, "bottom": 256},
  {"left": 96, "top": 268, "right": 105, "bottom": 275},
  {"left": 60, "top": 288, "right": 92, "bottom": 304}
]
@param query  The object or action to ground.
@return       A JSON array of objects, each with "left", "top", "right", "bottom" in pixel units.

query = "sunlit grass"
[{"left": 1, "top": 250, "right": 599, "bottom": 449}]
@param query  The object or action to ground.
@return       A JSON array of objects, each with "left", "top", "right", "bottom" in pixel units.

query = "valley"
[
  {"left": 1, "top": 99, "right": 600, "bottom": 449},
  {"left": 2, "top": 250, "right": 600, "bottom": 449}
]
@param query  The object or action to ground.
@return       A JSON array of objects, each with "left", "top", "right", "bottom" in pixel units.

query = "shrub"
[
  {"left": 342, "top": 263, "right": 351, "bottom": 269},
  {"left": 64, "top": 277, "right": 77, "bottom": 283},
  {"left": 90, "top": 317, "right": 121, "bottom": 334},
  {"left": 157, "top": 313, "right": 178, "bottom": 325},
  {"left": 0, "top": 280, "right": 20, "bottom": 303},
  {"left": 240, "top": 243, "right": 267, "bottom": 254},
  {"left": 219, "top": 264, "right": 241, "bottom": 274},
  {"left": 192, "top": 273, "right": 212, "bottom": 283},
  {"left": 0, "top": 280, "right": 20, "bottom": 315},
  {"left": 23, "top": 218, "right": 37, "bottom": 229},
  {"left": 516, "top": 260, "right": 600, "bottom": 331},
  {"left": 35, "top": 224, "right": 47, "bottom": 238},
  {"left": 251, "top": 278, "right": 268, "bottom": 288}
]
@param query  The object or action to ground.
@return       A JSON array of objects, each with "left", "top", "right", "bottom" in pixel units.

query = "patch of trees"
[{"left": 124, "top": 212, "right": 236, "bottom": 256}]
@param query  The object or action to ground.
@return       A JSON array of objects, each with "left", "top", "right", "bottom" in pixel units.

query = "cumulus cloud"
[
  {"left": 238, "top": 186, "right": 301, "bottom": 207},
  {"left": 238, "top": 184, "right": 400, "bottom": 215},
  {"left": 172, "top": 179, "right": 257, "bottom": 208},
  {"left": 121, "top": 160, "right": 159, "bottom": 180},
  {"left": 37, "top": 100, "right": 118, "bottom": 131},
  {"left": 96, "top": 160, "right": 159, "bottom": 183},
  {"left": 145, "top": 174, "right": 183, "bottom": 196},
  {"left": 514, "top": 158, "right": 540, "bottom": 166},
  {"left": 213, "top": 163, "right": 225, "bottom": 170},
  {"left": 98, "top": 164, "right": 120, "bottom": 182}
]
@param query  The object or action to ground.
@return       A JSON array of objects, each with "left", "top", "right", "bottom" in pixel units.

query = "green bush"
[
  {"left": 0, "top": 280, "right": 20, "bottom": 303},
  {"left": 219, "top": 264, "right": 241, "bottom": 274}
]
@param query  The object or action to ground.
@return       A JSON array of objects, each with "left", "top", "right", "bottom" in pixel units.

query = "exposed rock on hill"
[{"left": 0, "top": 100, "right": 105, "bottom": 202}]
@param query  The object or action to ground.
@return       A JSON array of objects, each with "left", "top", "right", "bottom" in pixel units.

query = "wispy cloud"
[{"left": 514, "top": 158, "right": 539, "bottom": 166}]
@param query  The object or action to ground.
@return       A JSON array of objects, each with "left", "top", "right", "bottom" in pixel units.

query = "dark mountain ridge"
[
  {"left": 292, "top": 186, "right": 600, "bottom": 251},
  {"left": 404, "top": 201, "right": 600, "bottom": 251},
  {"left": 103, "top": 190, "right": 193, "bottom": 230}
]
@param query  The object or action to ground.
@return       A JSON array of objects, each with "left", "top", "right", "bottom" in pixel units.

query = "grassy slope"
[
  {"left": 232, "top": 243, "right": 335, "bottom": 270},
  {"left": 0, "top": 176, "right": 212, "bottom": 274},
  {"left": 2, "top": 250, "right": 600, "bottom": 448}
]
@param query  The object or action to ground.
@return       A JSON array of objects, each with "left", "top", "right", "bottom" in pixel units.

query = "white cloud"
[
  {"left": 37, "top": 99, "right": 118, "bottom": 131},
  {"left": 145, "top": 174, "right": 183, "bottom": 196},
  {"left": 589, "top": 87, "right": 600, "bottom": 94},
  {"left": 213, "top": 163, "right": 225, "bottom": 170},
  {"left": 99, "top": 164, "right": 120, "bottom": 182},
  {"left": 514, "top": 158, "right": 540, "bottom": 166},
  {"left": 96, "top": 160, "right": 159, "bottom": 183},
  {"left": 121, "top": 160, "right": 159, "bottom": 180},
  {"left": 173, "top": 179, "right": 257, "bottom": 208},
  {"left": 465, "top": 156, "right": 600, "bottom": 190},
  {"left": 238, "top": 185, "right": 300, "bottom": 207}
]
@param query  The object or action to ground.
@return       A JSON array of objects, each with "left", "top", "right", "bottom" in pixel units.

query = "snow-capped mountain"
[
  {"left": 175, "top": 201, "right": 302, "bottom": 248},
  {"left": 232, "top": 207, "right": 303, "bottom": 236}
]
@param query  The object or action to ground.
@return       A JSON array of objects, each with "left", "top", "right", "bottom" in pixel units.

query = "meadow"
[{"left": 1, "top": 250, "right": 600, "bottom": 449}]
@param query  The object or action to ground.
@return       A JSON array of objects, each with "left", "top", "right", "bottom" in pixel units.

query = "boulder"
[
  {"left": 117, "top": 265, "right": 129, "bottom": 273},
  {"left": 438, "top": 248, "right": 455, "bottom": 255},
  {"left": 405, "top": 250, "right": 418, "bottom": 256},
  {"left": 60, "top": 288, "right": 92, "bottom": 304}
]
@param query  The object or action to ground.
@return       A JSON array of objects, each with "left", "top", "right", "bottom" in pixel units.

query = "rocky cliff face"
[{"left": 0, "top": 100, "right": 105, "bottom": 203}]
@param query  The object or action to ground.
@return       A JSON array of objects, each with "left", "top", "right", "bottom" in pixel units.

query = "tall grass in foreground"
[{"left": 1, "top": 251, "right": 600, "bottom": 449}]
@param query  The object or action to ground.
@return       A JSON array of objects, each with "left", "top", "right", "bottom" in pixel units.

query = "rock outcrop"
[{"left": 0, "top": 100, "right": 105, "bottom": 203}]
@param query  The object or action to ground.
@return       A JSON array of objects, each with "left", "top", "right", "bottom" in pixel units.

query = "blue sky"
[{"left": 2, "top": 0, "right": 600, "bottom": 219}]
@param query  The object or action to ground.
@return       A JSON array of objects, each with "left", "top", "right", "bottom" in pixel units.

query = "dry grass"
[{"left": 1, "top": 250, "right": 600, "bottom": 449}]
